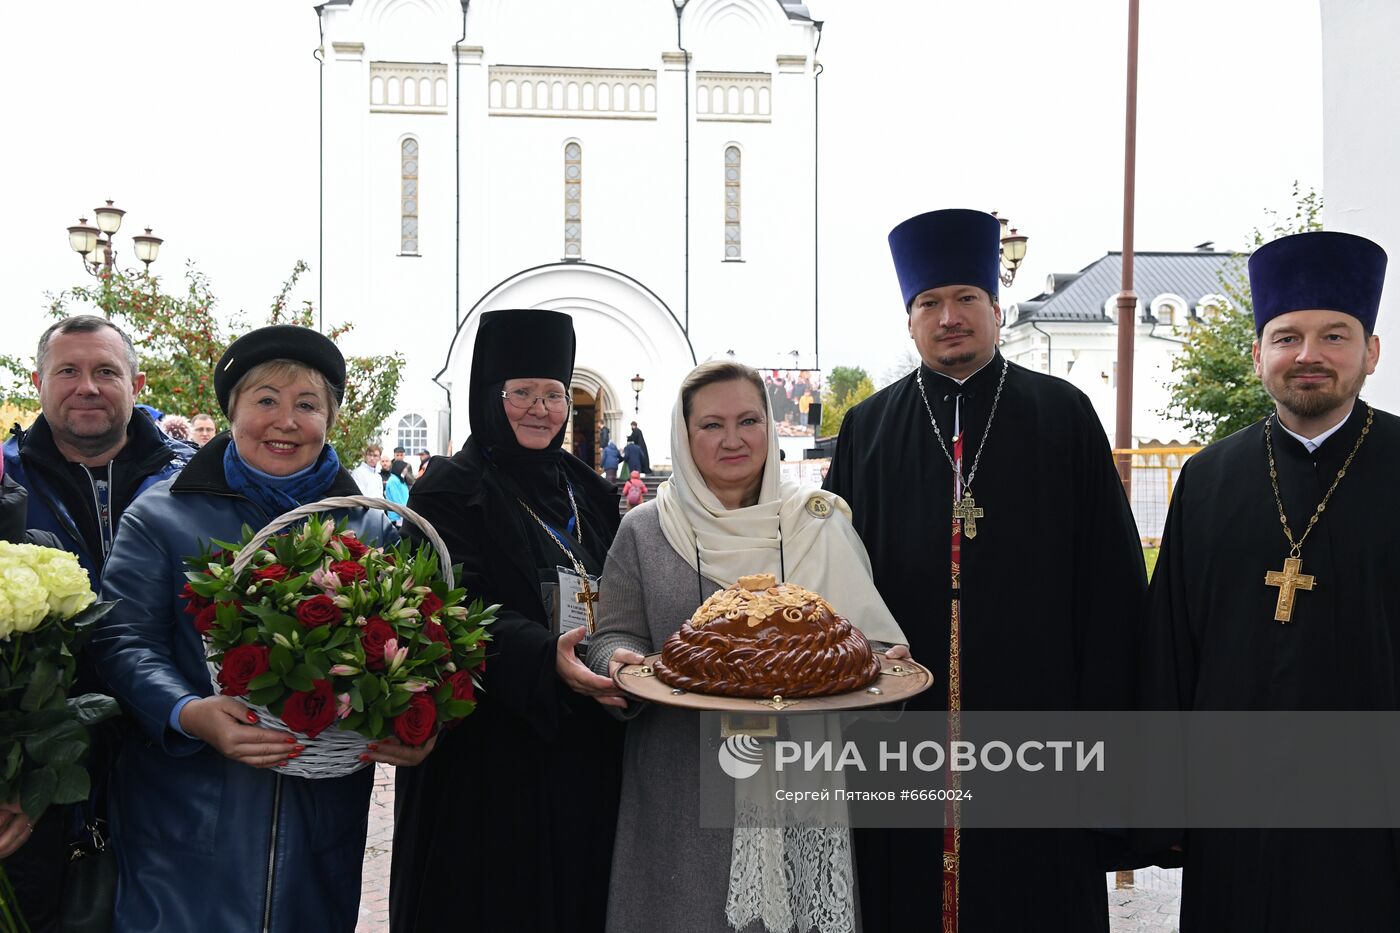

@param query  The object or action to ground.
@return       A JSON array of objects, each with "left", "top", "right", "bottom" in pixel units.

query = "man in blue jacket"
[
  {"left": 4, "top": 315, "right": 191, "bottom": 585},
  {"left": 1, "top": 314, "right": 190, "bottom": 932}
]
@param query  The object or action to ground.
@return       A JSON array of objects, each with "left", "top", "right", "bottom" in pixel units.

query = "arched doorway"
[{"left": 437, "top": 263, "right": 695, "bottom": 467}]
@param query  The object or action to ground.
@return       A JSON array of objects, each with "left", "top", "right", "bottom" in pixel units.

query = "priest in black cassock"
[
  {"left": 1143, "top": 230, "right": 1400, "bottom": 931},
  {"left": 825, "top": 209, "right": 1147, "bottom": 932}
]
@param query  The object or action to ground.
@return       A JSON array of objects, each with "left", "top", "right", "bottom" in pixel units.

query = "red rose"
[
  {"left": 393, "top": 693, "right": 437, "bottom": 746},
  {"left": 423, "top": 620, "right": 451, "bottom": 649},
  {"left": 336, "top": 535, "right": 369, "bottom": 559},
  {"left": 361, "top": 617, "right": 396, "bottom": 671},
  {"left": 181, "top": 583, "right": 211, "bottom": 615},
  {"left": 252, "top": 564, "right": 289, "bottom": 583},
  {"left": 329, "top": 560, "right": 367, "bottom": 584},
  {"left": 192, "top": 604, "right": 218, "bottom": 635},
  {"left": 418, "top": 593, "right": 443, "bottom": 619},
  {"left": 444, "top": 670, "right": 475, "bottom": 703},
  {"left": 217, "top": 644, "right": 270, "bottom": 697},
  {"left": 281, "top": 680, "right": 338, "bottom": 738},
  {"left": 295, "top": 594, "right": 343, "bottom": 628}
]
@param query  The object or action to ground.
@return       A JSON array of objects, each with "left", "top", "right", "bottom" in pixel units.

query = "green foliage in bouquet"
[
  {"left": 183, "top": 516, "right": 494, "bottom": 745},
  {"left": 0, "top": 543, "right": 120, "bottom": 825}
]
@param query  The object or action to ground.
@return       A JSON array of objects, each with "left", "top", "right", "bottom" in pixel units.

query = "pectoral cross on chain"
[
  {"left": 574, "top": 585, "right": 599, "bottom": 633},
  {"left": 953, "top": 493, "right": 983, "bottom": 539},
  {"left": 1264, "top": 556, "right": 1315, "bottom": 623}
]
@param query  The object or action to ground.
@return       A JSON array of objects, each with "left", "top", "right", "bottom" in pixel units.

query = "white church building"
[{"left": 315, "top": 0, "right": 823, "bottom": 466}]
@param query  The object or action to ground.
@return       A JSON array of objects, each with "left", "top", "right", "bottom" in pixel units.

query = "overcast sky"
[{"left": 3, "top": 0, "right": 1321, "bottom": 382}]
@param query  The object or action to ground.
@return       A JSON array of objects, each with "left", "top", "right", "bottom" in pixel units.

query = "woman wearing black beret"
[
  {"left": 389, "top": 309, "right": 623, "bottom": 933},
  {"left": 92, "top": 325, "right": 433, "bottom": 932}
]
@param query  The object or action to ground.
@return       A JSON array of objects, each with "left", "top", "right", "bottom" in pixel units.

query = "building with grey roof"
[{"left": 1001, "top": 246, "right": 1237, "bottom": 444}]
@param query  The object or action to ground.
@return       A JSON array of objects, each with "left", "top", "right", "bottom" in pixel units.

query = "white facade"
[
  {"left": 1320, "top": 0, "right": 1400, "bottom": 415},
  {"left": 1000, "top": 254, "right": 1234, "bottom": 445},
  {"left": 317, "top": 0, "right": 821, "bottom": 466},
  {"left": 1002, "top": 302, "right": 1203, "bottom": 446}
]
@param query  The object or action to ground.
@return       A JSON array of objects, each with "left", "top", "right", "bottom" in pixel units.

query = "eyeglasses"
[{"left": 501, "top": 388, "right": 570, "bottom": 413}]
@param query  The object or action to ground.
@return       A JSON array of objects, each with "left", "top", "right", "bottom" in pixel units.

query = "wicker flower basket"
[{"left": 213, "top": 495, "right": 454, "bottom": 779}]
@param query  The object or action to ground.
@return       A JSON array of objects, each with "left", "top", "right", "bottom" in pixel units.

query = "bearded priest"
[
  {"left": 825, "top": 209, "right": 1148, "bottom": 932},
  {"left": 1143, "top": 229, "right": 1400, "bottom": 930}
]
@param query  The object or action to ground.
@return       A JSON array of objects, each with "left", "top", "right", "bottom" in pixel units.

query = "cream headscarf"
[{"left": 654, "top": 369, "right": 905, "bottom": 645}]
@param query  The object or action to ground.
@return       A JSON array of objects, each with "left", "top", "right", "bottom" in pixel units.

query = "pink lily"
[
  {"left": 337, "top": 693, "right": 353, "bottom": 719},
  {"left": 384, "top": 639, "right": 409, "bottom": 675},
  {"left": 309, "top": 568, "right": 342, "bottom": 595}
]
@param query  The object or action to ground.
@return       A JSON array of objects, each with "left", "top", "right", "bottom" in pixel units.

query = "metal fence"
[{"left": 1113, "top": 447, "right": 1201, "bottom": 546}]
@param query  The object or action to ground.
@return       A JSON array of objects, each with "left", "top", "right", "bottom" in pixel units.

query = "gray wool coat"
[
  {"left": 586, "top": 502, "right": 866, "bottom": 933},
  {"left": 587, "top": 502, "right": 756, "bottom": 933}
]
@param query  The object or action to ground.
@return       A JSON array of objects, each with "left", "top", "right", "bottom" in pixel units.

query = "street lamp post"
[
  {"left": 991, "top": 211, "right": 1030, "bottom": 288},
  {"left": 66, "top": 199, "right": 162, "bottom": 277},
  {"left": 630, "top": 374, "right": 645, "bottom": 414}
]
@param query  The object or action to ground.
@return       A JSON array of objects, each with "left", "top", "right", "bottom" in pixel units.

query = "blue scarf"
[{"left": 223, "top": 441, "right": 342, "bottom": 518}]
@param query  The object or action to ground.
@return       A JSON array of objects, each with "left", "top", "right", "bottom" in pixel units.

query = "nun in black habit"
[{"left": 389, "top": 309, "right": 623, "bottom": 933}]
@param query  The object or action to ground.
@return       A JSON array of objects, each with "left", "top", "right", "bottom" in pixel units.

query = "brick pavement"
[
  {"left": 357, "top": 769, "right": 1182, "bottom": 933},
  {"left": 357, "top": 764, "right": 394, "bottom": 933}
]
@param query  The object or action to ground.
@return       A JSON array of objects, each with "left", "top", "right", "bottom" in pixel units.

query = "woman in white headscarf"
[{"left": 584, "top": 361, "right": 906, "bottom": 933}]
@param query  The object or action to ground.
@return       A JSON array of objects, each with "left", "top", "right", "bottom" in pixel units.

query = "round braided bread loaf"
[{"left": 653, "top": 573, "right": 880, "bottom": 698}]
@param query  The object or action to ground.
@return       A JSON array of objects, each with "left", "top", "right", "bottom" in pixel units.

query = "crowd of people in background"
[
  {"left": 764, "top": 369, "right": 818, "bottom": 428},
  {"left": 5, "top": 207, "right": 1395, "bottom": 933}
]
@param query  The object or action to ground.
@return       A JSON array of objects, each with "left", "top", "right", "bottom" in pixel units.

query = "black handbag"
[{"left": 59, "top": 818, "right": 115, "bottom": 933}]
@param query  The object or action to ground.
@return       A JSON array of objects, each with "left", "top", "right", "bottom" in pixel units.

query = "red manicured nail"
[
  {"left": 277, "top": 761, "right": 286, "bottom": 768},
  {"left": 366, "top": 743, "right": 378, "bottom": 751},
  {"left": 284, "top": 737, "right": 296, "bottom": 744},
  {"left": 289, "top": 750, "right": 301, "bottom": 758},
  {"left": 246, "top": 712, "right": 258, "bottom": 723},
  {"left": 358, "top": 753, "right": 371, "bottom": 762}
]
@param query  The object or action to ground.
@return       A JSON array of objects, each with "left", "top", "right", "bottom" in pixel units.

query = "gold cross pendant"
[
  {"left": 953, "top": 493, "right": 984, "bottom": 539},
  {"left": 574, "top": 585, "right": 599, "bottom": 633},
  {"left": 1264, "top": 556, "right": 1315, "bottom": 623}
]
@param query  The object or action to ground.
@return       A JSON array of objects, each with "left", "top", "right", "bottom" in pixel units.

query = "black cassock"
[
  {"left": 388, "top": 442, "right": 623, "bottom": 933},
  {"left": 826, "top": 352, "right": 1146, "bottom": 932},
  {"left": 1143, "top": 400, "right": 1400, "bottom": 931}
]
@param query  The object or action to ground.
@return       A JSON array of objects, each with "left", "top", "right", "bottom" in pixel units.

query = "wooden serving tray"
[{"left": 614, "top": 653, "right": 933, "bottom": 713}]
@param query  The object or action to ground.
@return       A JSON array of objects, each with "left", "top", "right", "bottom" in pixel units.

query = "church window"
[
  {"left": 1151, "top": 293, "right": 1185, "bottom": 328},
  {"left": 724, "top": 146, "right": 742, "bottom": 260},
  {"left": 564, "top": 142, "right": 582, "bottom": 258},
  {"left": 1195, "top": 294, "right": 1230, "bottom": 323},
  {"left": 396, "top": 413, "right": 429, "bottom": 455},
  {"left": 401, "top": 138, "right": 419, "bottom": 255}
]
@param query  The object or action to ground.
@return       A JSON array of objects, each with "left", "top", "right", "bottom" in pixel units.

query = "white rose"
[
  {"left": 3, "top": 564, "right": 50, "bottom": 635},
  {"left": 29, "top": 548, "right": 96, "bottom": 619}
]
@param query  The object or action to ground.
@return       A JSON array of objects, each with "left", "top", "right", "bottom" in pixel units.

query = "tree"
[
  {"left": 825, "top": 365, "right": 868, "bottom": 407},
  {"left": 819, "top": 365, "right": 875, "bottom": 437},
  {"left": 1161, "top": 183, "right": 1322, "bottom": 443},
  {"left": 878, "top": 348, "right": 921, "bottom": 389},
  {"left": 12, "top": 261, "right": 403, "bottom": 463}
]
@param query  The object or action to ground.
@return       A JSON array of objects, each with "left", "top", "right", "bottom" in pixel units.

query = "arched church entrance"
[
  {"left": 563, "top": 367, "right": 620, "bottom": 472},
  {"left": 437, "top": 263, "right": 695, "bottom": 467}
]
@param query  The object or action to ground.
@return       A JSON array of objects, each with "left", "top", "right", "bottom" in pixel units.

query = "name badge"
[{"left": 556, "top": 565, "right": 601, "bottom": 639}]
